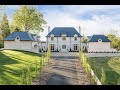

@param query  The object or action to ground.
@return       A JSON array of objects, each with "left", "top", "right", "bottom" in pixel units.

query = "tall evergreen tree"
[{"left": 1, "top": 13, "right": 10, "bottom": 38}]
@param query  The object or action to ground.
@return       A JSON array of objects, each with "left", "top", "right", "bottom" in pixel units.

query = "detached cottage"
[
  {"left": 46, "top": 27, "right": 82, "bottom": 52},
  {"left": 4, "top": 31, "right": 40, "bottom": 53},
  {"left": 87, "top": 34, "right": 118, "bottom": 53}
]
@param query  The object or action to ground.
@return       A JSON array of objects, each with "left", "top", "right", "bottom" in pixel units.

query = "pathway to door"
[{"left": 32, "top": 52, "right": 90, "bottom": 85}]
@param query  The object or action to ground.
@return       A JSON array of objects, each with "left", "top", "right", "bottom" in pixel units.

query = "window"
[
  {"left": 98, "top": 39, "right": 102, "bottom": 42},
  {"left": 74, "top": 44, "right": 78, "bottom": 51},
  {"left": 62, "top": 36, "right": 66, "bottom": 40},
  {"left": 74, "top": 37, "right": 77, "bottom": 41},
  {"left": 50, "top": 44, "right": 54, "bottom": 51},
  {"left": 62, "top": 45, "right": 66, "bottom": 49},
  {"left": 16, "top": 36, "right": 20, "bottom": 40},
  {"left": 51, "top": 36, "right": 54, "bottom": 41}
]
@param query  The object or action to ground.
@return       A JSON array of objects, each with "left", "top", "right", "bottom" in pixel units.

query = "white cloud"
[
  {"left": 3, "top": 5, "right": 120, "bottom": 41},
  {"left": 40, "top": 5, "right": 120, "bottom": 41}
]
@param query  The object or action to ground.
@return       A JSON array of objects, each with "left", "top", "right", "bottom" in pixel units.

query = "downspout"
[
  {"left": 57, "top": 37, "right": 58, "bottom": 52},
  {"left": 70, "top": 37, "right": 71, "bottom": 52}
]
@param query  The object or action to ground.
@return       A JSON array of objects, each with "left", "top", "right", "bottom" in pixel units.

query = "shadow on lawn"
[
  {"left": 11, "top": 50, "right": 42, "bottom": 56},
  {"left": 0, "top": 51, "right": 39, "bottom": 85},
  {"left": 0, "top": 51, "right": 19, "bottom": 65}
]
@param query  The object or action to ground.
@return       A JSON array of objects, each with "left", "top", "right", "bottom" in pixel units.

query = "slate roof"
[
  {"left": 4, "top": 32, "right": 36, "bottom": 41},
  {"left": 89, "top": 35, "right": 111, "bottom": 42},
  {"left": 46, "top": 27, "right": 82, "bottom": 37}
]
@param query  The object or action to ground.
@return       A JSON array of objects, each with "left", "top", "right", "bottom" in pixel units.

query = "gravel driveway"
[
  {"left": 45, "top": 52, "right": 90, "bottom": 85},
  {"left": 33, "top": 52, "right": 90, "bottom": 85}
]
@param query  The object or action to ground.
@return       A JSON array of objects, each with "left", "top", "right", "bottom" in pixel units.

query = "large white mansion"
[
  {"left": 46, "top": 27, "right": 82, "bottom": 52},
  {"left": 4, "top": 26, "right": 119, "bottom": 53}
]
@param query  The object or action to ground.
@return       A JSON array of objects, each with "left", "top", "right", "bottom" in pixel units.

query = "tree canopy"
[
  {"left": 11, "top": 5, "right": 46, "bottom": 33},
  {"left": 1, "top": 13, "right": 10, "bottom": 38},
  {"left": 107, "top": 30, "right": 120, "bottom": 51},
  {"left": 82, "top": 35, "right": 87, "bottom": 43}
]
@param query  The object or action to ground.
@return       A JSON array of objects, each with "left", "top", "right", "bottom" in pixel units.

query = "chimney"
[
  {"left": 79, "top": 26, "right": 81, "bottom": 35},
  {"left": 48, "top": 26, "right": 50, "bottom": 34}
]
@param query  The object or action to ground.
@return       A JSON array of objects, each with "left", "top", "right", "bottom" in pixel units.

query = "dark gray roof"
[
  {"left": 4, "top": 32, "right": 36, "bottom": 41},
  {"left": 46, "top": 27, "right": 82, "bottom": 37},
  {"left": 89, "top": 35, "right": 111, "bottom": 42}
]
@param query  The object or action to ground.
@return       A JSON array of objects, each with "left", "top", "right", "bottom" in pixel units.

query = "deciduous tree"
[{"left": 11, "top": 5, "right": 46, "bottom": 33}]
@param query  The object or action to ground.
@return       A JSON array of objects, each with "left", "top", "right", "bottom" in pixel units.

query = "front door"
[{"left": 61, "top": 45, "right": 67, "bottom": 52}]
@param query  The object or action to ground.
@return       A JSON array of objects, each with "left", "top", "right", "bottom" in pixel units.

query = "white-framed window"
[
  {"left": 74, "top": 34, "right": 78, "bottom": 41},
  {"left": 62, "top": 34, "right": 66, "bottom": 40},
  {"left": 74, "top": 37, "right": 77, "bottom": 41},
  {"left": 50, "top": 34, "right": 54, "bottom": 41},
  {"left": 51, "top": 36, "right": 54, "bottom": 41},
  {"left": 98, "top": 39, "right": 102, "bottom": 42},
  {"left": 50, "top": 44, "right": 54, "bottom": 51},
  {"left": 74, "top": 44, "right": 78, "bottom": 51},
  {"left": 62, "top": 45, "right": 66, "bottom": 49},
  {"left": 15, "top": 36, "right": 20, "bottom": 40}
]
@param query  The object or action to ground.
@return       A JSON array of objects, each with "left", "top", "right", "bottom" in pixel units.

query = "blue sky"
[{"left": 2, "top": 5, "right": 120, "bottom": 41}]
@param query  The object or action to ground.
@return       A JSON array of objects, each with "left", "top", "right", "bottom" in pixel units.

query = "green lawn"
[
  {"left": 87, "top": 57, "right": 120, "bottom": 85},
  {"left": 0, "top": 50, "right": 42, "bottom": 85}
]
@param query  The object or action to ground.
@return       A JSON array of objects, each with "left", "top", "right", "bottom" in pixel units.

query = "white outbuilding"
[
  {"left": 4, "top": 31, "right": 40, "bottom": 53},
  {"left": 87, "top": 34, "right": 118, "bottom": 53}
]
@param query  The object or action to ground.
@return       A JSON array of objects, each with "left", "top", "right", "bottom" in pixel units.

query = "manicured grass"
[
  {"left": 0, "top": 50, "right": 43, "bottom": 85},
  {"left": 87, "top": 57, "right": 120, "bottom": 85}
]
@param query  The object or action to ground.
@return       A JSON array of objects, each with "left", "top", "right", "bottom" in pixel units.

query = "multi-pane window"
[
  {"left": 50, "top": 44, "right": 54, "bottom": 51},
  {"left": 74, "top": 44, "right": 78, "bottom": 51}
]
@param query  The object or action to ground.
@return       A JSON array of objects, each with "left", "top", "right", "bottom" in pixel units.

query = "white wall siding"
[
  {"left": 88, "top": 42, "right": 118, "bottom": 52},
  {"left": 4, "top": 41, "right": 40, "bottom": 53},
  {"left": 47, "top": 37, "right": 81, "bottom": 52},
  {"left": 4, "top": 41, "right": 31, "bottom": 50}
]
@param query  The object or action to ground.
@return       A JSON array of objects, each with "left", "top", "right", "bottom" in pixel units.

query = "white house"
[
  {"left": 4, "top": 31, "right": 40, "bottom": 53},
  {"left": 87, "top": 35, "right": 118, "bottom": 53},
  {"left": 46, "top": 27, "right": 82, "bottom": 52}
]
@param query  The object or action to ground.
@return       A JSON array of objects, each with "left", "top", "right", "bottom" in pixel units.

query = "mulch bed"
[{"left": 32, "top": 59, "right": 55, "bottom": 85}]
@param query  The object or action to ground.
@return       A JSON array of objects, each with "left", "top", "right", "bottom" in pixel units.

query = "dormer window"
[
  {"left": 74, "top": 34, "right": 78, "bottom": 41},
  {"left": 62, "top": 34, "right": 66, "bottom": 40},
  {"left": 51, "top": 36, "right": 54, "bottom": 41},
  {"left": 98, "top": 39, "right": 102, "bottom": 42},
  {"left": 15, "top": 36, "right": 20, "bottom": 40},
  {"left": 50, "top": 34, "right": 54, "bottom": 41}
]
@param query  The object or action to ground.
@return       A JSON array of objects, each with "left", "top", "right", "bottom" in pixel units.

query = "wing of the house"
[
  {"left": 87, "top": 34, "right": 118, "bottom": 53},
  {"left": 4, "top": 31, "right": 40, "bottom": 53}
]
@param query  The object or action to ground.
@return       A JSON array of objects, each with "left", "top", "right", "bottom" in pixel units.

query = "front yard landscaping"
[
  {"left": 0, "top": 50, "right": 46, "bottom": 85},
  {"left": 87, "top": 57, "right": 120, "bottom": 85}
]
